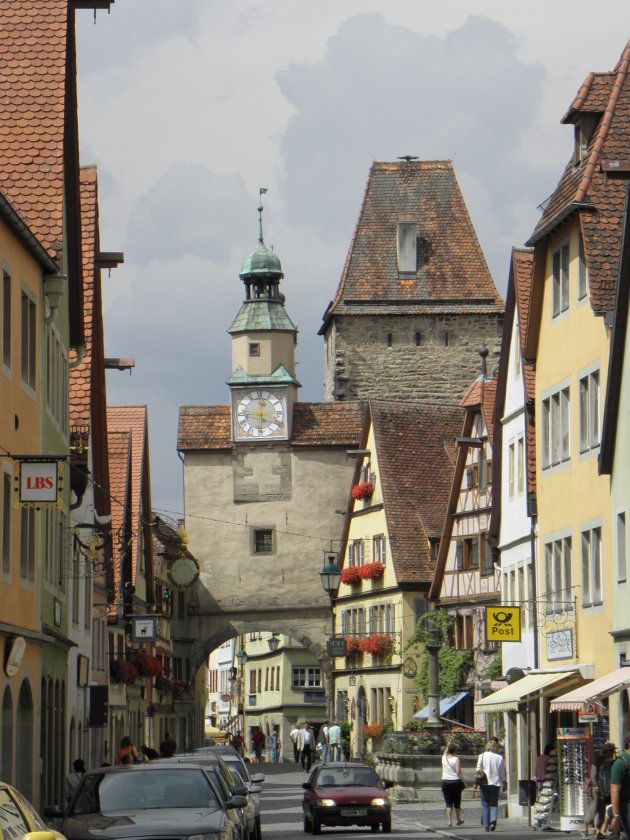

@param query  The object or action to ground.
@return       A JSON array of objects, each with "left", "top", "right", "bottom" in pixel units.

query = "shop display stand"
[{"left": 557, "top": 730, "right": 590, "bottom": 832}]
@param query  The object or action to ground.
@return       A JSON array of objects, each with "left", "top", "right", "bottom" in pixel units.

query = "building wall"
[
  {"left": 535, "top": 220, "right": 613, "bottom": 681},
  {"left": 324, "top": 313, "right": 502, "bottom": 402}
]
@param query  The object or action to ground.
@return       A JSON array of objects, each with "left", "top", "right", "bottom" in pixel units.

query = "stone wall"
[{"left": 323, "top": 313, "right": 503, "bottom": 403}]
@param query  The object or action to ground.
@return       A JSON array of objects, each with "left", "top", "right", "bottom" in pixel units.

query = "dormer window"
[
  {"left": 249, "top": 342, "right": 260, "bottom": 357},
  {"left": 397, "top": 221, "right": 417, "bottom": 278},
  {"left": 574, "top": 115, "right": 598, "bottom": 166}
]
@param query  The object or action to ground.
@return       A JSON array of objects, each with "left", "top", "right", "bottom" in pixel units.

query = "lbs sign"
[
  {"left": 485, "top": 606, "right": 521, "bottom": 643},
  {"left": 19, "top": 460, "right": 59, "bottom": 504}
]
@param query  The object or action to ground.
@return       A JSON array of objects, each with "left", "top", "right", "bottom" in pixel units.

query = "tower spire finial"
[{"left": 258, "top": 187, "right": 268, "bottom": 244}]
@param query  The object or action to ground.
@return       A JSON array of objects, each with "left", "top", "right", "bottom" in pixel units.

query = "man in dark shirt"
[
  {"left": 610, "top": 732, "right": 630, "bottom": 839},
  {"left": 159, "top": 731, "right": 177, "bottom": 757}
]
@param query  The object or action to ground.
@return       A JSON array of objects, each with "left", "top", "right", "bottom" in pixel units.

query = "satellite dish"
[{"left": 505, "top": 667, "right": 525, "bottom": 685}]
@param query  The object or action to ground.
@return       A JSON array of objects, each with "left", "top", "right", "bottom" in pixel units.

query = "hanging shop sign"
[
  {"left": 547, "top": 629, "right": 574, "bottom": 661},
  {"left": 18, "top": 459, "right": 61, "bottom": 505},
  {"left": 485, "top": 606, "right": 521, "bottom": 642},
  {"left": 578, "top": 704, "right": 599, "bottom": 723},
  {"left": 327, "top": 636, "right": 347, "bottom": 658},
  {"left": 132, "top": 615, "right": 157, "bottom": 643}
]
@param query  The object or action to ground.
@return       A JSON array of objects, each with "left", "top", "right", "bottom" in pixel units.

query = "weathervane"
[{"left": 258, "top": 187, "right": 268, "bottom": 243}]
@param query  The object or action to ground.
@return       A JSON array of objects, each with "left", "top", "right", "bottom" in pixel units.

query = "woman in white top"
[
  {"left": 441, "top": 744, "right": 465, "bottom": 827},
  {"left": 475, "top": 741, "right": 506, "bottom": 831}
]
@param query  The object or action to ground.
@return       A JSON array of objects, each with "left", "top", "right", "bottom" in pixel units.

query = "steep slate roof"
[
  {"left": 370, "top": 400, "right": 463, "bottom": 583},
  {"left": 527, "top": 40, "right": 630, "bottom": 314},
  {"left": 177, "top": 402, "right": 366, "bottom": 450},
  {"left": 107, "top": 406, "right": 150, "bottom": 582},
  {"left": 320, "top": 160, "right": 503, "bottom": 331}
]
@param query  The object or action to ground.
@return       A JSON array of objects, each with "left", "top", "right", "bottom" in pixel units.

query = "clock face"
[
  {"left": 167, "top": 556, "right": 199, "bottom": 589},
  {"left": 235, "top": 389, "right": 286, "bottom": 438}
]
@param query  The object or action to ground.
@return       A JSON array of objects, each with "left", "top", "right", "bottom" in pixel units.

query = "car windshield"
[
  {"left": 225, "top": 761, "right": 248, "bottom": 785},
  {"left": 72, "top": 769, "right": 220, "bottom": 814},
  {"left": 316, "top": 768, "right": 380, "bottom": 787}
]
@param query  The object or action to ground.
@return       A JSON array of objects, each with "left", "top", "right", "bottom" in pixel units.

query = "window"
[
  {"left": 541, "top": 386, "right": 570, "bottom": 468},
  {"left": 441, "top": 331, "right": 450, "bottom": 347},
  {"left": 480, "top": 536, "right": 494, "bottom": 576},
  {"left": 543, "top": 536, "right": 572, "bottom": 612},
  {"left": 396, "top": 221, "right": 417, "bottom": 275},
  {"left": 579, "top": 370, "right": 600, "bottom": 453},
  {"left": 249, "top": 342, "right": 260, "bottom": 357},
  {"left": 455, "top": 613, "right": 474, "bottom": 650},
  {"left": 386, "top": 333, "right": 393, "bottom": 347},
  {"left": 578, "top": 231, "right": 588, "bottom": 301},
  {"left": 2, "top": 472, "right": 10, "bottom": 575},
  {"left": 508, "top": 442, "right": 515, "bottom": 498},
  {"left": 348, "top": 540, "right": 364, "bottom": 566},
  {"left": 19, "top": 507, "right": 35, "bottom": 581},
  {"left": 2, "top": 271, "right": 10, "bottom": 369},
  {"left": 249, "top": 670, "right": 256, "bottom": 694},
  {"left": 581, "top": 526, "right": 602, "bottom": 608},
  {"left": 253, "top": 528, "right": 274, "bottom": 554},
  {"left": 20, "top": 291, "right": 36, "bottom": 389},
  {"left": 292, "top": 667, "right": 322, "bottom": 689},
  {"left": 415, "top": 332, "right": 423, "bottom": 347},
  {"left": 552, "top": 243, "right": 570, "bottom": 317},
  {"left": 369, "top": 603, "right": 395, "bottom": 634},
  {"left": 617, "top": 513, "right": 626, "bottom": 583},
  {"left": 455, "top": 537, "right": 479, "bottom": 570},
  {"left": 517, "top": 437, "right": 525, "bottom": 495},
  {"left": 479, "top": 450, "right": 488, "bottom": 491},
  {"left": 373, "top": 535, "right": 386, "bottom": 566}
]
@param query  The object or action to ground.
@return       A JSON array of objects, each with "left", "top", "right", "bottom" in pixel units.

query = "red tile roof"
[
  {"left": 512, "top": 249, "right": 537, "bottom": 497},
  {"left": 0, "top": 0, "right": 68, "bottom": 256},
  {"left": 107, "top": 406, "right": 150, "bottom": 583},
  {"left": 107, "top": 427, "right": 131, "bottom": 611},
  {"left": 322, "top": 160, "right": 503, "bottom": 329},
  {"left": 178, "top": 402, "right": 366, "bottom": 450},
  {"left": 459, "top": 378, "right": 497, "bottom": 447},
  {"left": 528, "top": 40, "right": 630, "bottom": 313},
  {"left": 370, "top": 400, "right": 463, "bottom": 583}
]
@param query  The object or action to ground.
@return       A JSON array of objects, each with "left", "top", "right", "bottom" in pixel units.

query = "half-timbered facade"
[{"left": 430, "top": 360, "right": 500, "bottom": 729}]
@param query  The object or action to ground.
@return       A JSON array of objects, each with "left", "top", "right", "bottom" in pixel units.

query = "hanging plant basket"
[
  {"left": 358, "top": 634, "right": 396, "bottom": 655},
  {"left": 358, "top": 562, "right": 384, "bottom": 580},
  {"left": 351, "top": 481, "right": 374, "bottom": 501},
  {"left": 341, "top": 566, "right": 362, "bottom": 585}
]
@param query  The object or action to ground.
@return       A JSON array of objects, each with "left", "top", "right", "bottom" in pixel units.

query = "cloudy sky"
[{"left": 75, "top": 1, "right": 630, "bottom": 516}]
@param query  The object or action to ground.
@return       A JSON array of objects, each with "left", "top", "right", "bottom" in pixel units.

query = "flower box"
[
  {"left": 341, "top": 566, "right": 362, "bottom": 585},
  {"left": 345, "top": 636, "right": 363, "bottom": 655},
  {"left": 134, "top": 650, "right": 162, "bottom": 678},
  {"left": 351, "top": 481, "right": 374, "bottom": 501},
  {"left": 364, "top": 723, "right": 384, "bottom": 739},
  {"left": 358, "top": 633, "right": 396, "bottom": 655},
  {"left": 358, "top": 562, "right": 384, "bottom": 580}
]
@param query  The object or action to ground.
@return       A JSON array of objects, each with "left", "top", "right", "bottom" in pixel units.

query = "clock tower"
[{"left": 228, "top": 203, "right": 300, "bottom": 442}]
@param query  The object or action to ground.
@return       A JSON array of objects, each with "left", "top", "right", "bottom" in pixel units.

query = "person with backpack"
[
  {"left": 610, "top": 732, "right": 630, "bottom": 839},
  {"left": 596, "top": 743, "right": 616, "bottom": 837}
]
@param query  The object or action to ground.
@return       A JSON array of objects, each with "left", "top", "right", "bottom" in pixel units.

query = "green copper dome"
[{"left": 239, "top": 240, "right": 283, "bottom": 278}]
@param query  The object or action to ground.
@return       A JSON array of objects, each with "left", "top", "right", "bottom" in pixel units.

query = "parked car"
[
  {"left": 302, "top": 762, "right": 392, "bottom": 834},
  {"left": 48, "top": 764, "right": 245, "bottom": 840},
  {"left": 0, "top": 779, "right": 66, "bottom": 840},
  {"left": 195, "top": 746, "right": 264, "bottom": 840},
  {"left": 155, "top": 755, "right": 249, "bottom": 840}
]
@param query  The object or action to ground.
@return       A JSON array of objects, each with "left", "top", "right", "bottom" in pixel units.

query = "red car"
[{"left": 302, "top": 762, "right": 392, "bottom": 834}]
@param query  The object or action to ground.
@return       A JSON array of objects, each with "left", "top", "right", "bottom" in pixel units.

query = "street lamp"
[
  {"left": 235, "top": 647, "right": 247, "bottom": 666},
  {"left": 425, "top": 616, "right": 443, "bottom": 734},
  {"left": 267, "top": 633, "right": 280, "bottom": 652},
  {"left": 319, "top": 553, "right": 341, "bottom": 603}
]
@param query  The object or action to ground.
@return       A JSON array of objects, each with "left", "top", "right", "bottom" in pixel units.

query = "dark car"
[
  {"left": 302, "top": 762, "right": 392, "bottom": 834},
  {"left": 195, "top": 747, "right": 264, "bottom": 840},
  {"left": 52, "top": 764, "right": 245, "bottom": 840},
  {"left": 155, "top": 756, "right": 249, "bottom": 840}
]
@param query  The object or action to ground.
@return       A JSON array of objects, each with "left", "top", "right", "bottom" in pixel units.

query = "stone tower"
[{"left": 320, "top": 159, "right": 504, "bottom": 402}]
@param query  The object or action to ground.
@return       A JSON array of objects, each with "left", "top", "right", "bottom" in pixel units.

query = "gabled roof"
[
  {"left": 368, "top": 400, "right": 463, "bottom": 584},
  {"left": 177, "top": 402, "right": 366, "bottom": 450},
  {"left": 430, "top": 372, "right": 497, "bottom": 600},
  {"left": 0, "top": 0, "right": 88, "bottom": 343},
  {"left": 320, "top": 160, "right": 503, "bottom": 332},
  {"left": 107, "top": 406, "right": 151, "bottom": 584},
  {"left": 107, "top": 427, "right": 131, "bottom": 610},
  {"left": 526, "top": 40, "right": 630, "bottom": 315},
  {"left": 489, "top": 248, "right": 536, "bottom": 543}
]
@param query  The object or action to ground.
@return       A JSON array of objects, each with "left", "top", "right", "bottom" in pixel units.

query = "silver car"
[{"left": 196, "top": 747, "right": 263, "bottom": 840}]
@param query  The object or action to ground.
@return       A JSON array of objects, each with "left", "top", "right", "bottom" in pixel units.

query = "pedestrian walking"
[
  {"left": 299, "top": 723, "right": 314, "bottom": 772},
  {"left": 595, "top": 743, "right": 616, "bottom": 836},
  {"left": 252, "top": 727, "right": 265, "bottom": 762},
  {"left": 290, "top": 723, "right": 300, "bottom": 763},
  {"left": 441, "top": 744, "right": 465, "bottom": 827},
  {"left": 474, "top": 740, "right": 506, "bottom": 831},
  {"left": 583, "top": 754, "right": 601, "bottom": 837},
  {"left": 64, "top": 758, "right": 85, "bottom": 803},
  {"left": 231, "top": 730, "right": 244, "bottom": 757},
  {"left": 328, "top": 721, "right": 342, "bottom": 762},
  {"left": 611, "top": 733, "right": 630, "bottom": 840},
  {"left": 267, "top": 728, "right": 279, "bottom": 763},
  {"left": 117, "top": 735, "right": 140, "bottom": 765},
  {"left": 318, "top": 721, "right": 329, "bottom": 764},
  {"left": 159, "top": 731, "right": 177, "bottom": 758}
]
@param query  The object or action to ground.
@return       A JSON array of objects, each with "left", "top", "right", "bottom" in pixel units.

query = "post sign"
[
  {"left": 327, "top": 637, "right": 347, "bottom": 658},
  {"left": 19, "top": 460, "right": 59, "bottom": 504},
  {"left": 485, "top": 606, "right": 521, "bottom": 642}
]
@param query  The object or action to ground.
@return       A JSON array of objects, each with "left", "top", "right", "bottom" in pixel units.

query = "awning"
[
  {"left": 414, "top": 691, "right": 468, "bottom": 719},
  {"left": 475, "top": 672, "right": 581, "bottom": 713},
  {"left": 549, "top": 666, "right": 630, "bottom": 711}
]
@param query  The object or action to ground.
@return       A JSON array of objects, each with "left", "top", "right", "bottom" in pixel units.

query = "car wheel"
[
  {"left": 311, "top": 815, "right": 321, "bottom": 835},
  {"left": 303, "top": 814, "right": 312, "bottom": 833},
  {"left": 382, "top": 818, "right": 392, "bottom": 833}
]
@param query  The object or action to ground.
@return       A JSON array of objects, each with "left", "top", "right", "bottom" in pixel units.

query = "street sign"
[
  {"left": 327, "top": 637, "right": 347, "bottom": 657},
  {"left": 485, "top": 606, "right": 521, "bottom": 642}
]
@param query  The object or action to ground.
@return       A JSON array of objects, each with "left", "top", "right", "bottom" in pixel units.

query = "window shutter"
[{"left": 455, "top": 541, "right": 464, "bottom": 570}]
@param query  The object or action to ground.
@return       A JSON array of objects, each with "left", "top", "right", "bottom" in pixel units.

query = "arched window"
[
  {"left": 1, "top": 685, "right": 13, "bottom": 782},
  {"left": 16, "top": 680, "right": 33, "bottom": 799}
]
